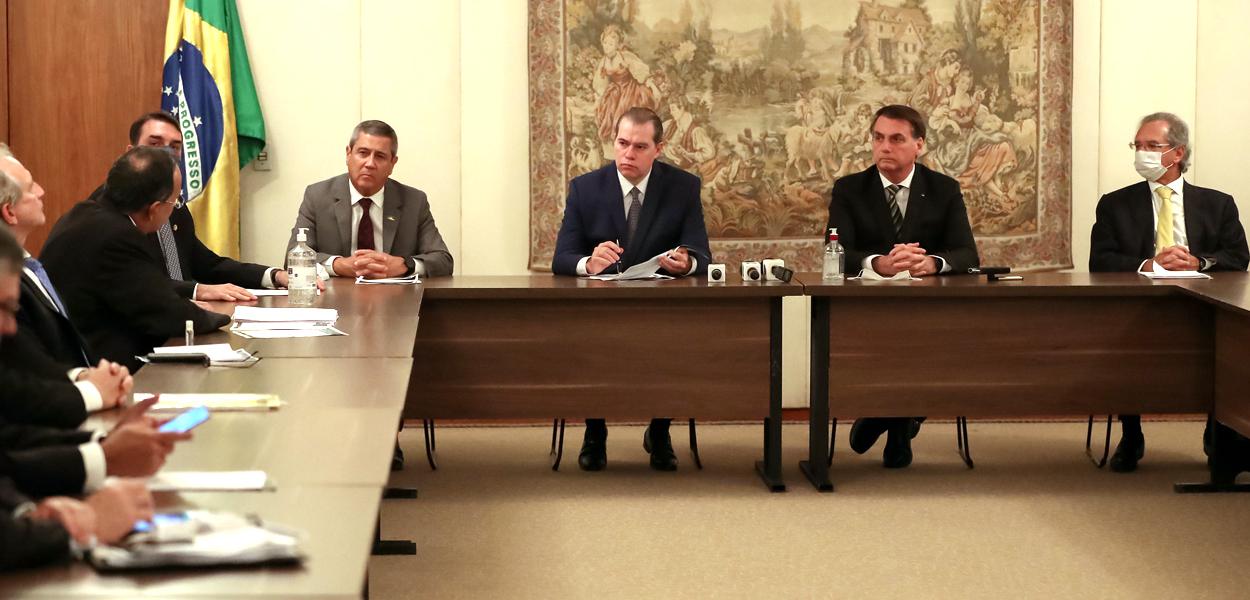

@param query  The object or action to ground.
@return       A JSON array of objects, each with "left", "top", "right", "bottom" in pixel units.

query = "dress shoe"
[
  {"left": 882, "top": 424, "right": 913, "bottom": 469},
  {"left": 643, "top": 425, "right": 677, "bottom": 471},
  {"left": 1210, "top": 456, "right": 1250, "bottom": 485},
  {"left": 579, "top": 428, "right": 607, "bottom": 471},
  {"left": 391, "top": 444, "right": 405, "bottom": 472},
  {"left": 849, "top": 418, "right": 890, "bottom": 454},
  {"left": 1109, "top": 435, "right": 1144, "bottom": 473}
]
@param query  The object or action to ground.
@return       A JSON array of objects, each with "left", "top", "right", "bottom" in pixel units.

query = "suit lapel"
[
  {"left": 1182, "top": 181, "right": 1202, "bottom": 253},
  {"left": 20, "top": 271, "right": 62, "bottom": 320},
  {"left": 626, "top": 163, "right": 665, "bottom": 264},
  {"left": 865, "top": 167, "right": 897, "bottom": 243},
  {"left": 899, "top": 166, "right": 928, "bottom": 241},
  {"left": 333, "top": 176, "right": 353, "bottom": 252},
  {"left": 604, "top": 164, "right": 627, "bottom": 245},
  {"left": 381, "top": 180, "right": 401, "bottom": 253},
  {"left": 1132, "top": 181, "right": 1155, "bottom": 256}
]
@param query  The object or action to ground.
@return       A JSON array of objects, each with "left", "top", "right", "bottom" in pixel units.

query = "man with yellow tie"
[{"left": 1091, "top": 112, "right": 1250, "bottom": 473}]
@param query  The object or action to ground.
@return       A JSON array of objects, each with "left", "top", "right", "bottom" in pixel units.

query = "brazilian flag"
[{"left": 162, "top": 0, "right": 265, "bottom": 258}]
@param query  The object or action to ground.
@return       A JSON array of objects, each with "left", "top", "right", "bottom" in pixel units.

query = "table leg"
[
  {"left": 755, "top": 297, "right": 787, "bottom": 492},
  {"left": 799, "top": 296, "right": 833, "bottom": 492}
]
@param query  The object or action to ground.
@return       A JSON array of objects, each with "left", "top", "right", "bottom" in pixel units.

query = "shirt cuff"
[
  {"left": 576, "top": 256, "right": 590, "bottom": 277},
  {"left": 78, "top": 443, "right": 106, "bottom": 493},
  {"left": 324, "top": 256, "right": 341, "bottom": 276},
  {"left": 261, "top": 268, "right": 277, "bottom": 289},
  {"left": 75, "top": 381, "right": 104, "bottom": 413},
  {"left": 191, "top": 283, "right": 199, "bottom": 300},
  {"left": 67, "top": 367, "right": 87, "bottom": 383},
  {"left": 934, "top": 256, "right": 951, "bottom": 274},
  {"left": 685, "top": 257, "right": 698, "bottom": 276},
  {"left": 861, "top": 255, "right": 882, "bottom": 276},
  {"left": 409, "top": 258, "right": 426, "bottom": 277}
]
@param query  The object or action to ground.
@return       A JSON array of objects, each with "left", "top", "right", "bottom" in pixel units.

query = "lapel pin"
[
  {"left": 386, "top": 216, "right": 397, "bottom": 222},
  {"left": 172, "top": 225, "right": 178, "bottom": 231}
]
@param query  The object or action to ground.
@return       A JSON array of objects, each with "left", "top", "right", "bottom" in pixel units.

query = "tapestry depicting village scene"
[{"left": 528, "top": 0, "right": 1072, "bottom": 271}]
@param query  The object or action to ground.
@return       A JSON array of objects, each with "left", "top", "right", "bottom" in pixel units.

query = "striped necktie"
[{"left": 885, "top": 184, "right": 904, "bottom": 238}]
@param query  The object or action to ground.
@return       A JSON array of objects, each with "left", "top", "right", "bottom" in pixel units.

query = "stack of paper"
[
  {"left": 148, "top": 470, "right": 271, "bottom": 492},
  {"left": 1138, "top": 262, "right": 1211, "bottom": 279},
  {"left": 355, "top": 274, "right": 420, "bottom": 285},
  {"left": 232, "top": 306, "right": 338, "bottom": 323},
  {"left": 230, "top": 307, "right": 345, "bottom": 339},
  {"left": 133, "top": 393, "right": 283, "bottom": 412},
  {"left": 152, "top": 344, "right": 258, "bottom": 366},
  {"left": 589, "top": 251, "right": 675, "bottom": 281}
]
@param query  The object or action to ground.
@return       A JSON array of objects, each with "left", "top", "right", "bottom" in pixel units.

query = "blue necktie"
[{"left": 24, "top": 257, "right": 68, "bottom": 317}]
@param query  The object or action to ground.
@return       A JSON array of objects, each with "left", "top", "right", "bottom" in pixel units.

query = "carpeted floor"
[{"left": 370, "top": 421, "right": 1250, "bottom": 599}]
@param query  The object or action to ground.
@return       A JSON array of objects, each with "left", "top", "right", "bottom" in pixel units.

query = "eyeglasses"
[{"left": 1129, "top": 142, "right": 1173, "bottom": 152}]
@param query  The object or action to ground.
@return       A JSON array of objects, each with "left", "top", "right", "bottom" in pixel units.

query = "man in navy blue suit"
[{"left": 553, "top": 106, "right": 712, "bottom": 472}]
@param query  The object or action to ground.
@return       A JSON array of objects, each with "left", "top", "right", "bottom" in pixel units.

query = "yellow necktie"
[{"left": 1155, "top": 186, "right": 1174, "bottom": 252}]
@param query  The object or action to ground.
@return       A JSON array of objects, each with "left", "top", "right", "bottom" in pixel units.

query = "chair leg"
[
  {"left": 955, "top": 417, "right": 974, "bottom": 469},
  {"left": 827, "top": 418, "right": 838, "bottom": 467},
  {"left": 422, "top": 419, "right": 438, "bottom": 470},
  {"left": 1085, "top": 415, "right": 1112, "bottom": 468},
  {"left": 688, "top": 419, "right": 704, "bottom": 470},
  {"left": 550, "top": 419, "right": 566, "bottom": 471}
]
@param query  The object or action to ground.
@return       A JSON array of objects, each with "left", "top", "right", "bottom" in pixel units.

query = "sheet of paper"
[
  {"left": 850, "top": 270, "right": 919, "bottom": 281},
  {"left": 355, "top": 274, "right": 420, "bottom": 285},
  {"left": 232, "top": 327, "right": 345, "bottom": 339},
  {"left": 244, "top": 289, "right": 288, "bottom": 296},
  {"left": 132, "top": 393, "right": 282, "bottom": 411},
  {"left": 1139, "top": 262, "right": 1211, "bottom": 279},
  {"left": 153, "top": 344, "right": 251, "bottom": 362},
  {"left": 232, "top": 306, "right": 338, "bottom": 323},
  {"left": 148, "top": 470, "right": 271, "bottom": 492},
  {"left": 589, "top": 251, "right": 674, "bottom": 281},
  {"left": 233, "top": 321, "right": 325, "bottom": 331}
]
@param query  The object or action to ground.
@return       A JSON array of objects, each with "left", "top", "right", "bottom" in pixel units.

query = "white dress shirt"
[
  {"left": 575, "top": 167, "right": 698, "bottom": 276},
  {"left": 1139, "top": 176, "right": 1204, "bottom": 271},
  {"left": 324, "top": 181, "right": 426, "bottom": 277},
  {"left": 861, "top": 165, "right": 951, "bottom": 275}
]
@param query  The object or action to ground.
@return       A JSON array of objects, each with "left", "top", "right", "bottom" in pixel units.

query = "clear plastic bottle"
[
  {"left": 822, "top": 227, "right": 844, "bottom": 281},
  {"left": 287, "top": 227, "right": 317, "bottom": 306}
]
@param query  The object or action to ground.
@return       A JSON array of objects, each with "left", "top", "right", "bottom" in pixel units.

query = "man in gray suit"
[{"left": 287, "top": 120, "right": 453, "bottom": 278}]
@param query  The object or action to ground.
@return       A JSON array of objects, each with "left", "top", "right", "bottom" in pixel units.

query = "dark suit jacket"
[
  {"left": 0, "top": 478, "right": 72, "bottom": 570},
  {"left": 39, "top": 199, "right": 232, "bottom": 371},
  {"left": 86, "top": 186, "right": 270, "bottom": 298},
  {"left": 286, "top": 174, "right": 454, "bottom": 276},
  {"left": 0, "top": 416, "right": 91, "bottom": 498},
  {"left": 826, "top": 163, "right": 980, "bottom": 273},
  {"left": 1089, "top": 180, "right": 1250, "bottom": 272},
  {"left": 553, "top": 161, "right": 712, "bottom": 275},
  {"left": 0, "top": 365, "right": 87, "bottom": 430},
  {"left": 0, "top": 270, "right": 94, "bottom": 381}
]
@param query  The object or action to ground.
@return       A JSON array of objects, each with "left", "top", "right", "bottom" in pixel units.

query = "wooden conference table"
[{"left": 798, "top": 271, "right": 1250, "bottom": 492}]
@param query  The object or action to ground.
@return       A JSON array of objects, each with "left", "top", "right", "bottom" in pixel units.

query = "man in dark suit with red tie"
[
  {"left": 1090, "top": 111, "right": 1250, "bottom": 478},
  {"left": 826, "top": 104, "right": 980, "bottom": 469},
  {"left": 553, "top": 106, "right": 712, "bottom": 472}
]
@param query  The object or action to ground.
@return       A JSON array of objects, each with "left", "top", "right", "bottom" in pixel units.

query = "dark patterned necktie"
[
  {"left": 625, "top": 187, "right": 642, "bottom": 247},
  {"left": 357, "top": 198, "right": 376, "bottom": 251},
  {"left": 156, "top": 222, "right": 183, "bottom": 280},
  {"left": 885, "top": 184, "right": 903, "bottom": 238}
]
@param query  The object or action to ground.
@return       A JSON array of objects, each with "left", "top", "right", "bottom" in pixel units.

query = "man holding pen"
[{"left": 552, "top": 106, "right": 712, "bottom": 472}]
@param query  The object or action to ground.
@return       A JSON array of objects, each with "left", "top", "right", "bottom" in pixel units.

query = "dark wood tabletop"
[
  {"left": 0, "top": 486, "right": 380, "bottom": 599},
  {"left": 420, "top": 273, "right": 802, "bottom": 299},
  {"left": 797, "top": 270, "right": 1185, "bottom": 297}
]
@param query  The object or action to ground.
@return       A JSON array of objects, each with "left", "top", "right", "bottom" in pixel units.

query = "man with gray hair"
[{"left": 1090, "top": 111, "right": 1250, "bottom": 475}]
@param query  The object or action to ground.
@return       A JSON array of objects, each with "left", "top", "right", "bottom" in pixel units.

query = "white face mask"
[{"left": 1134, "top": 148, "right": 1177, "bottom": 182}]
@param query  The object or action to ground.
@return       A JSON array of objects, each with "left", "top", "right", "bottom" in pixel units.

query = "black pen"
[{"left": 615, "top": 239, "right": 623, "bottom": 273}]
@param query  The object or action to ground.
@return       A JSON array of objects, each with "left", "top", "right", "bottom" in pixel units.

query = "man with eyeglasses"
[
  {"left": 1090, "top": 112, "right": 1250, "bottom": 477},
  {"left": 41, "top": 147, "right": 230, "bottom": 371}
]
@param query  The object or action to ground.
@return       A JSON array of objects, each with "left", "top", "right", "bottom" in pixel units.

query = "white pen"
[{"left": 185, "top": 320, "right": 194, "bottom": 346}]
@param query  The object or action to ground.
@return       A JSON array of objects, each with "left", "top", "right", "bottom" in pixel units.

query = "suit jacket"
[
  {"left": 0, "top": 478, "right": 72, "bottom": 570},
  {"left": 0, "top": 365, "right": 87, "bottom": 430},
  {"left": 86, "top": 186, "right": 270, "bottom": 298},
  {"left": 1089, "top": 180, "right": 1250, "bottom": 272},
  {"left": 39, "top": 199, "right": 232, "bottom": 371},
  {"left": 0, "top": 416, "right": 91, "bottom": 498},
  {"left": 553, "top": 161, "right": 712, "bottom": 275},
  {"left": 0, "top": 270, "right": 94, "bottom": 381},
  {"left": 285, "top": 174, "right": 454, "bottom": 276},
  {"left": 826, "top": 163, "right": 980, "bottom": 273}
]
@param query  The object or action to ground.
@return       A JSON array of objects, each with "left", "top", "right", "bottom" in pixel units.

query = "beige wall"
[{"left": 234, "top": 0, "right": 1250, "bottom": 408}]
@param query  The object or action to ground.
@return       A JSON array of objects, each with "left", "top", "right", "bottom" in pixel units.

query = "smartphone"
[
  {"left": 132, "top": 512, "right": 191, "bottom": 533},
  {"left": 158, "top": 406, "right": 211, "bottom": 433}
]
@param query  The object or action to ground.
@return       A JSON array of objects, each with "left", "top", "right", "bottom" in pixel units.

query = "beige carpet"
[{"left": 370, "top": 421, "right": 1250, "bottom": 599}]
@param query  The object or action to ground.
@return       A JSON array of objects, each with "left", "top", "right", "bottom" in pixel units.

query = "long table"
[
  {"left": 799, "top": 271, "right": 1250, "bottom": 492},
  {"left": 409, "top": 275, "right": 802, "bottom": 491}
]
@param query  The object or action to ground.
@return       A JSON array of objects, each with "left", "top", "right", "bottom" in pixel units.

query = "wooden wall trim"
[{"left": 1, "top": 0, "right": 9, "bottom": 143}]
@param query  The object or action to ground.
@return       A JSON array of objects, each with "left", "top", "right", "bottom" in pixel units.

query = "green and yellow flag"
[{"left": 162, "top": 0, "right": 265, "bottom": 258}]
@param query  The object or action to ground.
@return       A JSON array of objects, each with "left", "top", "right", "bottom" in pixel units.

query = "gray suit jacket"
[{"left": 286, "top": 174, "right": 454, "bottom": 276}]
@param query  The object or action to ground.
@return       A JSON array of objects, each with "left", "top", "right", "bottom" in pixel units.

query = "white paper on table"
[
  {"left": 588, "top": 251, "right": 676, "bottom": 281},
  {"left": 153, "top": 344, "right": 253, "bottom": 363},
  {"left": 355, "top": 274, "right": 420, "bottom": 285},
  {"left": 232, "top": 327, "right": 345, "bottom": 339},
  {"left": 132, "top": 393, "right": 283, "bottom": 412},
  {"left": 147, "top": 470, "right": 271, "bottom": 492},
  {"left": 850, "top": 270, "right": 919, "bottom": 281},
  {"left": 243, "top": 288, "right": 323, "bottom": 297},
  {"left": 1138, "top": 262, "right": 1211, "bottom": 279},
  {"left": 232, "top": 321, "right": 326, "bottom": 331},
  {"left": 232, "top": 306, "right": 338, "bottom": 323}
]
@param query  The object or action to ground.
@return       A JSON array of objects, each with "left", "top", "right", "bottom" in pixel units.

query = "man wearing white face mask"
[{"left": 1091, "top": 112, "right": 1249, "bottom": 475}]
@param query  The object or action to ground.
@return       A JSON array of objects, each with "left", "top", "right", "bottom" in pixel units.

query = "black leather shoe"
[
  {"left": 1109, "top": 435, "right": 1144, "bottom": 473},
  {"left": 882, "top": 424, "right": 913, "bottom": 469},
  {"left": 579, "top": 428, "right": 607, "bottom": 471},
  {"left": 1211, "top": 456, "right": 1250, "bottom": 485},
  {"left": 643, "top": 425, "right": 677, "bottom": 471},
  {"left": 849, "top": 418, "right": 889, "bottom": 454},
  {"left": 391, "top": 444, "right": 405, "bottom": 472}
]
